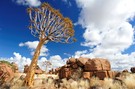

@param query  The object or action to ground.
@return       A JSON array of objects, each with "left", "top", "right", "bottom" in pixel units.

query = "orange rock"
[
  {"left": 82, "top": 72, "right": 93, "bottom": 79},
  {"left": 71, "top": 64, "right": 78, "bottom": 69},
  {"left": 24, "top": 65, "right": 43, "bottom": 74},
  {"left": 0, "top": 63, "right": 14, "bottom": 83},
  {"left": 84, "top": 58, "right": 111, "bottom": 71},
  {"left": 35, "top": 69, "right": 43, "bottom": 74},
  {"left": 24, "top": 65, "right": 29, "bottom": 73},
  {"left": 122, "top": 69, "right": 128, "bottom": 73},
  {"left": 95, "top": 71, "right": 109, "bottom": 80},
  {"left": 59, "top": 67, "right": 71, "bottom": 79},
  {"left": 107, "top": 71, "right": 116, "bottom": 78},
  {"left": 66, "top": 58, "right": 77, "bottom": 64},
  {"left": 77, "top": 57, "right": 90, "bottom": 67},
  {"left": 11, "top": 62, "right": 19, "bottom": 73}
]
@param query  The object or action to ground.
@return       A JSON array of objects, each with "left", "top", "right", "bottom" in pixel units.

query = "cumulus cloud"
[
  {"left": 74, "top": 50, "right": 135, "bottom": 71},
  {"left": 49, "top": 55, "right": 67, "bottom": 68},
  {"left": 37, "top": 57, "right": 48, "bottom": 71},
  {"left": 75, "top": 0, "right": 135, "bottom": 70},
  {"left": 38, "top": 55, "right": 68, "bottom": 71},
  {"left": 19, "top": 41, "right": 49, "bottom": 56},
  {"left": 0, "top": 52, "right": 66, "bottom": 72},
  {"left": 0, "top": 52, "right": 31, "bottom": 72},
  {"left": 13, "top": 0, "right": 41, "bottom": 7},
  {"left": 31, "top": 55, "right": 67, "bottom": 71}
]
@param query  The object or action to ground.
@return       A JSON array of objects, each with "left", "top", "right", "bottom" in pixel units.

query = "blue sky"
[
  {"left": 0, "top": 0, "right": 85, "bottom": 58},
  {"left": 0, "top": 0, "right": 135, "bottom": 71}
]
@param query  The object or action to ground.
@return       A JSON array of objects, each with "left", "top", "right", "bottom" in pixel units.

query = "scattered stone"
[
  {"left": 131, "top": 67, "right": 135, "bottom": 73},
  {"left": 122, "top": 69, "right": 128, "bottom": 73}
]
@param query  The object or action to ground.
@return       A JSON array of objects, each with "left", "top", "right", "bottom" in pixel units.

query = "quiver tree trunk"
[{"left": 23, "top": 39, "right": 45, "bottom": 87}]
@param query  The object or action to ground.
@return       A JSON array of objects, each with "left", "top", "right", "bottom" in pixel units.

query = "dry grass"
[
  {"left": 89, "top": 77, "right": 102, "bottom": 87},
  {"left": 103, "top": 78, "right": 125, "bottom": 89},
  {"left": 123, "top": 74, "right": 135, "bottom": 89},
  {"left": 60, "top": 78, "right": 90, "bottom": 89},
  {"left": 1, "top": 73, "right": 135, "bottom": 89}
]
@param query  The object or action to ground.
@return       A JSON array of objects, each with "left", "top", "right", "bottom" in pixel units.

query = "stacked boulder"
[
  {"left": 58, "top": 58, "right": 77, "bottom": 79},
  {"left": 58, "top": 57, "right": 116, "bottom": 80},
  {"left": 84, "top": 58, "right": 115, "bottom": 80}
]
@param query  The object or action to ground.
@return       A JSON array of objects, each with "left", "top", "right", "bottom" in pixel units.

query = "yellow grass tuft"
[{"left": 123, "top": 74, "right": 135, "bottom": 89}]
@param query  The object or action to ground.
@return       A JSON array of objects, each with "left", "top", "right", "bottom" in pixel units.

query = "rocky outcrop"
[
  {"left": 122, "top": 69, "right": 128, "bottom": 73},
  {"left": 84, "top": 58, "right": 111, "bottom": 71},
  {"left": 24, "top": 65, "right": 43, "bottom": 74},
  {"left": 59, "top": 67, "right": 72, "bottom": 79},
  {"left": 58, "top": 57, "right": 115, "bottom": 80},
  {"left": 11, "top": 62, "right": 19, "bottom": 73},
  {"left": 24, "top": 65, "right": 29, "bottom": 73},
  {"left": 77, "top": 57, "right": 90, "bottom": 67},
  {"left": 0, "top": 63, "right": 14, "bottom": 84}
]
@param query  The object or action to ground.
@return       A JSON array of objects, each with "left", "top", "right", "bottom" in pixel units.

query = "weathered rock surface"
[
  {"left": 0, "top": 63, "right": 14, "bottom": 84},
  {"left": 24, "top": 65, "right": 43, "bottom": 74},
  {"left": 58, "top": 57, "right": 115, "bottom": 80},
  {"left": 84, "top": 58, "right": 111, "bottom": 71},
  {"left": 11, "top": 62, "right": 19, "bottom": 73},
  {"left": 24, "top": 65, "right": 29, "bottom": 73},
  {"left": 77, "top": 57, "right": 90, "bottom": 67},
  {"left": 58, "top": 67, "right": 71, "bottom": 79},
  {"left": 66, "top": 58, "right": 77, "bottom": 64}
]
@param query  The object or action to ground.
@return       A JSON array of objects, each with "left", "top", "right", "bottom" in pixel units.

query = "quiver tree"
[
  {"left": 42, "top": 60, "right": 52, "bottom": 73},
  {"left": 23, "top": 2, "right": 76, "bottom": 87}
]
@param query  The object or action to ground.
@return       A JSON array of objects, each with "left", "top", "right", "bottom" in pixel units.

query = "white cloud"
[
  {"left": 19, "top": 41, "right": 49, "bottom": 57},
  {"left": 0, "top": 52, "right": 31, "bottom": 72},
  {"left": 49, "top": 55, "right": 67, "bottom": 68},
  {"left": 13, "top": 0, "right": 41, "bottom": 7},
  {"left": 0, "top": 52, "right": 66, "bottom": 72},
  {"left": 77, "top": 0, "right": 135, "bottom": 49},
  {"left": 109, "top": 52, "right": 135, "bottom": 71},
  {"left": 30, "top": 55, "right": 67, "bottom": 71},
  {"left": 74, "top": 50, "right": 135, "bottom": 71},
  {"left": 34, "top": 55, "right": 67, "bottom": 71},
  {"left": 37, "top": 57, "right": 48, "bottom": 71},
  {"left": 74, "top": 50, "right": 88, "bottom": 58},
  {"left": 75, "top": 0, "right": 135, "bottom": 71}
]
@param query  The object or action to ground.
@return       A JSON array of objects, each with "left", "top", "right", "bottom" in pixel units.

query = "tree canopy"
[{"left": 27, "top": 3, "right": 76, "bottom": 43}]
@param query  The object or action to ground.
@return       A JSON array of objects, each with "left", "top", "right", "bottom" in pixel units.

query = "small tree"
[
  {"left": 42, "top": 60, "right": 52, "bottom": 73},
  {"left": 23, "top": 3, "right": 76, "bottom": 87}
]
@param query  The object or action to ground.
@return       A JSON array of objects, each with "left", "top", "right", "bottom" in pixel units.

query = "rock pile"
[
  {"left": 24, "top": 65, "right": 43, "bottom": 74},
  {"left": 0, "top": 62, "right": 14, "bottom": 84},
  {"left": 11, "top": 62, "right": 19, "bottom": 73},
  {"left": 58, "top": 57, "right": 116, "bottom": 80}
]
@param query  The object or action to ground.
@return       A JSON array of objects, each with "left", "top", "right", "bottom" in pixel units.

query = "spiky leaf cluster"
[{"left": 27, "top": 3, "right": 75, "bottom": 43}]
